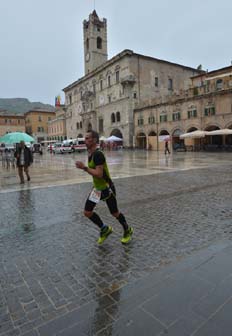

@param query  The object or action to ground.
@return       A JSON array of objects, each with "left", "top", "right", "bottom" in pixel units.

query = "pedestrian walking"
[
  {"left": 164, "top": 140, "right": 170, "bottom": 155},
  {"left": 5, "top": 148, "right": 11, "bottom": 169},
  {"left": 75, "top": 130, "right": 133, "bottom": 245},
  {"left": 14, "top": 141, "right": 33, "bottom": 184},
  {"left": 1, "top": 148, "right": 6, "bottom": 168}
]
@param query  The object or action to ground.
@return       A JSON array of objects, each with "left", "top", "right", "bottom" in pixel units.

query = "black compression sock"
[
  {"left": 117, "top": 213, "right": 129, "bottom": 231},
  {"left": 89, "top": 212, "right": 104, "bottom": 229}
]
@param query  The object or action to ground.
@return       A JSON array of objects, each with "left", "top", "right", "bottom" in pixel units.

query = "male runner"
[{"left": 75, "top": 130, "right": 133, "bottom": 244}]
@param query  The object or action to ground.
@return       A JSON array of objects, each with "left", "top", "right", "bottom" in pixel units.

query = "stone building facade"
[
  {"left": 63, "top": 11, "right": 202, "bottom": 147},
  {"left": 134, "top": 65, "right": 232, "bottom": 150},
  {"left": 47, "top": 105, "right": 67, "bottom": 141},
  {"left": 25, "top": 110, "right": 55, "bottom": 143},
  {"left": 0, "top": 110, "right": 25, "bottom": 137}
]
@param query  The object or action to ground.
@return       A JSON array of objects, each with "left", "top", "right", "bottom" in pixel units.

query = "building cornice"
[{"left": 63, "top": 50, "right": 203, "bottom": 92}]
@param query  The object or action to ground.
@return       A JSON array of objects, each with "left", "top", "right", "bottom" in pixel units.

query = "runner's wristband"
[{"left": 83, "top": 166, "right": 88, "bottom": 172}]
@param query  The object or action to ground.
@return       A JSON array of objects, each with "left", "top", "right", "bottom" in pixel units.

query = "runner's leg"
[
  {"left": 106, "top": 193, "right": 129, "bottom": 231},
  {"left": 84, "top": 199, "right": 104, "bottom": 228}
]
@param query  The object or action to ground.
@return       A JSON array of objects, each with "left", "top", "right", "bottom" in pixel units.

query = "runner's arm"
[{"left": 75, "top": 161, "right": 103, "bottom": 178}]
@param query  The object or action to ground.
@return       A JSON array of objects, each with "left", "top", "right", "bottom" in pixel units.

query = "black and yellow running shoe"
[{"left": 97, "top": 226, "right": 113, "bottom": 245}]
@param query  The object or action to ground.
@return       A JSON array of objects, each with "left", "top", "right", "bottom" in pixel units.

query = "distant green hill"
[{"left": 0, "top": 98, "right": 55, "bottom": 114}]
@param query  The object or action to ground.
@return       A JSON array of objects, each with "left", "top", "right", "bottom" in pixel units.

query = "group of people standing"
[{"left": 1, "top": 148, "right": 15, "bottom": 169}]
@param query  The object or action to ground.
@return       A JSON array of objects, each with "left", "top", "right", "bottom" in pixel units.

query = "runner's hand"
[{"left": 75, "top": 161, "right": 85, "bottom": 169}]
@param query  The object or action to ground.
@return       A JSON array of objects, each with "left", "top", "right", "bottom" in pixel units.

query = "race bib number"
[{"left": 89, "top": 188, "right": 101, "bottom": 203}]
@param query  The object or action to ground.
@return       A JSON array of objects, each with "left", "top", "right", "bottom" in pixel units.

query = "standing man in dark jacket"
[{"left": 14, "top": 141, "right": 33, "bottom": 184}]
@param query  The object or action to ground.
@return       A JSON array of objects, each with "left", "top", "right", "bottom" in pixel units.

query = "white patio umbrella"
[
  {"left": 207, "top": 129, "right": 232, "bottom": 135},
  {"left": 180, "top": 130, "right": 208, "bottom": 139},
  {"left": 106, "top": 135, "right": 123, "bottom": 142},
  {"left": 99, "top": 136, "right": 107, "bottom": 141}
]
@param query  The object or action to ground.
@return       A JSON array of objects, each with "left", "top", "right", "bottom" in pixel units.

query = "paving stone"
[
  {"left": 193, "top": 275, "right": 232, "bottom": 319},
  {"left": 105, "top": 307, "right": 164, "bottom": 336},
  {"left": 193, "top": 298, "right": 232, "bottom": 336},
  {"left": 38, "top": 296, "right": 114, "bottom": 336},
  {"left": 142, "top": 272, "right": 212, "bottom": 326},
  {"left": 159, "top": 310, "right": 205, "bottom": 336}
]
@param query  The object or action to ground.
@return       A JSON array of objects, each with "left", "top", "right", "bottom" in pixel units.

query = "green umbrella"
[{"left": 0, "top": 132, "right": 35, "bottom": 144}]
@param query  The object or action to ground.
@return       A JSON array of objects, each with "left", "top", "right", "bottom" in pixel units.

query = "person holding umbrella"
[{"left": 14, "top": 141, "right": 33, "bottom": 184}]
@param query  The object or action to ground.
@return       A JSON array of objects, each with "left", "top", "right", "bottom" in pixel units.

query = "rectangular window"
[
  {"left": 69, "top": 94, "right": 72, "bottom": 104},
  {"left": 38, "top": 116, "right": 42, "bottom": 122},
  {"left": 108, "top": 76, "right": 111, "bottom": 87},
  {"left": 133, "top": 92, "right": 137, "bottom": 99},
  {"left": 148, "top": 116, "right": 155, "bottom": 124},
  {"left": 100, "top": 80, "right": 103, "bottom": 91},
  {"left": 160, "top": 115, "right": 167, "bottom": 122},
  {"left": 216, "top": 79, "right": 223, "bottom": 90},
  {"left": 138, "top": 118, "right": 144, "bottom": 125},
  {"left": 211, "top": 107, "right": 215, "bottom": 115},
  {"left": 93, "top": 84, "right": 96, "bottom": 93},
  {"left": 204, "top": 106, "right": 215, "bottom": 116},
  {"left": 172, "top": 112, "right": 181, "bottom": 121},
  {"left": 80, "top": 121, "right": 82, "bottom": 129},
  {"left": 168, "top": 78, "right": 173, "bottom": 90},
  {"left": 160, "top": 115, "right": 168, "bottom": 122},
  {"left": 116, "top": 71, "right": 120, "bottom": 84},
  {"left": 155, "top": 77, "right": 158, "bottom": 87},
  {"left": 188, "top": 109, "right": 197, "bottom": 118}
]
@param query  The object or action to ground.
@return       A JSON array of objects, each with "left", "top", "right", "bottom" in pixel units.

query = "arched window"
[
  {"left": 116, "top": 112, "right": 120, "bottom": 122},
  {"left": 97, "top": 37, "right": 102, "bottom": 49},
  {"left": 111, "top": 113, "right": 115, "bottom": 123}
]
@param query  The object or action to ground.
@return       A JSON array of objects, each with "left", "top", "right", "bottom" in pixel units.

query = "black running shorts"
[{"left": 85, "top": 188, "right": 118, "bottom": 214}]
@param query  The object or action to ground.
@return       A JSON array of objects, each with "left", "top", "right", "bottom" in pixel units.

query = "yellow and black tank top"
[{"left": 88, "top": 150, "right": 111, "bottom": 190}]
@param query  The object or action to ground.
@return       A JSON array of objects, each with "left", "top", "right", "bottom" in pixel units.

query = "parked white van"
[{"left": 64, "top": 138, "right": 87, "bottom": 152}]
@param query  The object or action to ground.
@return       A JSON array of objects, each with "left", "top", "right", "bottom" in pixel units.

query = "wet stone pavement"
[{"left": 1, "top": 152, "right": 232, "bottom": 335}]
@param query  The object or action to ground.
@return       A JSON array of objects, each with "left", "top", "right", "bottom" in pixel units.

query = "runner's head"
[{"left": 85, "top": 130, "right": 99, "bottom": 149}]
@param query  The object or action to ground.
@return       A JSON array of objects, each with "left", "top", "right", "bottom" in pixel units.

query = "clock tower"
[{"left": 83, "top": 10, "right": 108, "bottom": 75}]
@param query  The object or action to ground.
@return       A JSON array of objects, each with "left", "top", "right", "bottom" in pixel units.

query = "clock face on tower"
[{"left": 85, "top": 52, "right": 90, "bottom": 62}]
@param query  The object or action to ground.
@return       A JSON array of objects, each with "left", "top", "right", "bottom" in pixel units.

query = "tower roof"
[{"left": 92, "top": 10, "right": 99, "bottom": 18}]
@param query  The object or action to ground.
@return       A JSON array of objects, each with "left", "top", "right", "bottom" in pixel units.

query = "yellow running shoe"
[
  {"left": 121, "top": 227, "right": 133, "bottom": 244},
  {"left": 97, "top": 226, "right": 113, "bottom": 245}
]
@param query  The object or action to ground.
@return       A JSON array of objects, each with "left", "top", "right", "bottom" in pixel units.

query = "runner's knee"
[
  {"left": 112, "top": 211, "right": 120, "bottom": 218},
  {"left": 84, "top": 210, "right": 93, "bottom": 218}
]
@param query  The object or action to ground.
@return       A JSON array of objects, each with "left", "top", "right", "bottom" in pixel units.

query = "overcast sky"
[{"left": 0, "top": 0, "right": 231, "bottom": 105}]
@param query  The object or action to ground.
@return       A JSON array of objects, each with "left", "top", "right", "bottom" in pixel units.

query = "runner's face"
[{"left": 85, "top": 133, "right": 95, "bottom": 149}]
